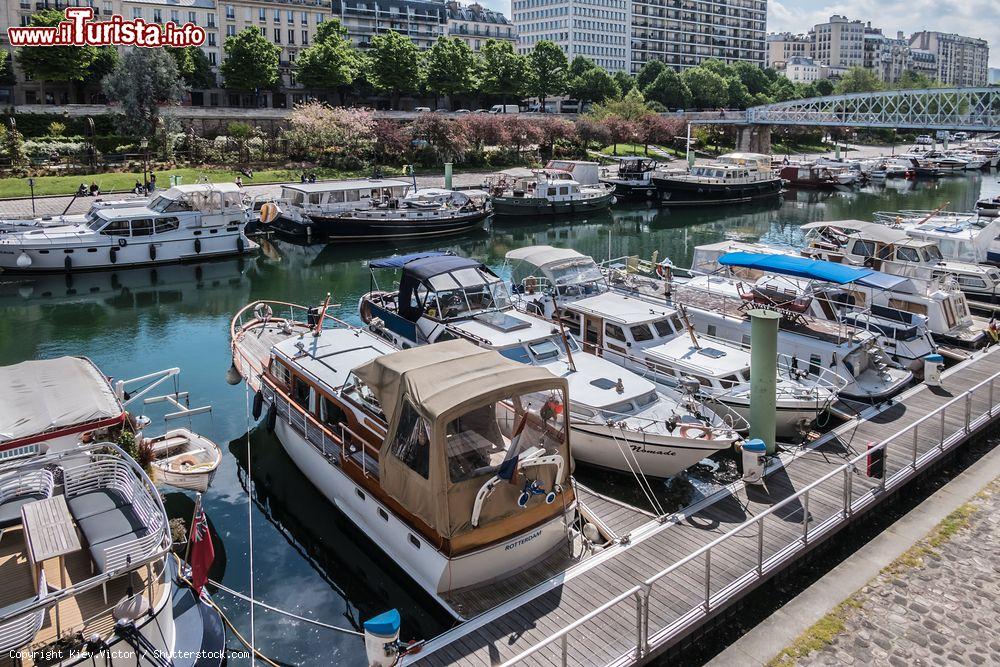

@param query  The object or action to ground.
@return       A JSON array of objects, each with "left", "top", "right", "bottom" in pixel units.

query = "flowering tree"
[
  {"left": 601, "top": 116, "right": 638, "bottom": 155},
  {"left": 458, "top": 114, "right": 508, "bottom": 155},
  {"left": 409, "top": 113, "right": 469, "bottom": 163},
  {"left": 636, "top": 115, "right": 685, "bottom": 155},
  {"left": 502, "top": 116, "right": 543, "bottom": 156},
  {"left": 573, "top": 118, "right": 611, "bottom": 153},
  {"left": 535, "top": 116, "right": 575, "bottom": 159},
  {"left": 372, "top": 119, "right": 411, "bottom": 164},
  {"left": 284, "top": 101, "right": 376, "bottom": 163}
]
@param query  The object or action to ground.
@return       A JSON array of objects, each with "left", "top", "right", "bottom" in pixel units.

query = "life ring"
[
  {"left": 259, "top": 202, "right": 280, "bottom": 224},
  {"left": 174, "top": 454, "right": 200, "bottom": 470},
  {"left": 254, "top": 302, "right": 273, "bottom": 321},
  {"left": 655, "top": 260, "right": 672, "bottom": 280},
  {"left": 679, "top": 424, "right": 710, "bottom": 440}
]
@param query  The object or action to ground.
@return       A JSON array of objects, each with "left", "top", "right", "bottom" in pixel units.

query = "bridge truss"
[{"left": 745, "top": 88, "right": 1000, "bottom": 131}]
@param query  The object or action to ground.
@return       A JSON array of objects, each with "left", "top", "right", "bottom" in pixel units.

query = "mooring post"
[
  {"left": 749, "top": 309, "right": 779, "bottom": 455},
  {"left": 444, "top": 162, "right": 453, "bottom": 190}
]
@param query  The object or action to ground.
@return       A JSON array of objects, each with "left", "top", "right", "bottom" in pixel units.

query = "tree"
[
  {"left": 573, "top": 117, "right": 611, "bottom": 152},
  {"left": 3, "top": 124, "right": 28, "bottom": 168},
  {"left": 169, "top": 46, "right": 215, "bottom": 89},
  {"left": 613, "top": 71, "right": 636, "bottom": 96},
  {"left": 733, "top": 62, "right": 770, "bottom": 96},
  {"left": 83, "top": 47, "right": 120, "bottom": 90},
  {"left": 568, "top": 55, "right": 597, "bottom": 79},
  {"left": 102, "top": 48, "right": 186, "bottom": 138},
  {"left": 699, "top": 58, "right": 735, "bottom": 80},
  {"left": 17, "top": 10, "right": 100, "bottom": 100},
  {"left": 535, "top": 115, "right": 575, "bottom": 158},
  {"left": 770, "top": 76, "right": 799, "bottom": 102},
  {"left": 636, "top": 60, "right": 667, "bottom": 90},
  {"left": 644, "top": 68, "right": 691, "bottom": 109},
  {"left": 814, "top": 78, "right": 835, "bottom": 96},
  {"left": 896, "top": 70, "right": 936, "bottom": 90},
  {"left": 367, "top": 31, "right": 422, "bottom": 108},
  {"left": 221, "top": 28, "right": 281, "bottom": 101},
  {"left": 458, "top": 113, "right": 508, "bottom": 153},
  {"left": 477, "top": 39, "right": 530, "bottom": 105},
  {"left": 591, "top": 87, "right": 650, "bottom": 122},
  {"left": 527, "top": 41, "right": 568, "bottom": 112},
  {"left": 682, "top": 67, "right": 728, "bottom": 109},
  {"left": 835, "top": 67, "right": 883, "bottom": 94},
  {"left": 637, "top": 114, "right": 684, "bottom": 154},
  {"left": 0, "top": 52, "right": 13, "bottom": 85},
  {"left": 294, "top": 20, "right": 360, "bottom": 102},
  {"left": 423, "top": 37, "right": 476, "bottom": 108},
  {"left": 726, "top": 77, "right": 751, "bottom": 109},
  {"left": 285, "top": 101, "right": 376, "bottom": 160},
  {"left": 410, "top": 114, "right": 468, "bottom": 161},
  {"left": 568, "top": 68, "right": 619, "bottom": 105}
]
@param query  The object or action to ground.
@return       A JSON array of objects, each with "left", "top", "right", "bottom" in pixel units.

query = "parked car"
[
  {"left": 434, "top": 108, "right": 449, "bottom": 113},
  {"left": 953, "top": 132, "right": 969, "bottom": 142},
  {"left": 474, "top": 109, "right": 488, "bottom": 113},
  {"left": 915, "top": 135, "right": 934, "bottom": 145},
  {"left": 455, "top": 109, "right": 471, "bottom": 114},
  {"left": 489, "top": 104, "right": 520, "bottom": 114},
  {"left": 414, "top": 106, "right": 431, "bottom": 113}
]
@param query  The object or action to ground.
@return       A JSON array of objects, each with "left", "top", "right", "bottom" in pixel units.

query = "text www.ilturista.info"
[{"left": 7, "top": 7, "right": 206, "bottom": 48}]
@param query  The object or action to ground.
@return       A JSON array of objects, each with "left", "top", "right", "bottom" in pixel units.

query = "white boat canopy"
[
  {"left": 801, "top": 219, "right": 909, "bottom": 243},
  {"left": 505, "top": 245, "right": 588, "bottom": 270},
  {"left": 0, "top": 357, "right": 123, "bottom": 445},
  {"left": 353, "top": 339, "right": 570, "bottom": 539}
]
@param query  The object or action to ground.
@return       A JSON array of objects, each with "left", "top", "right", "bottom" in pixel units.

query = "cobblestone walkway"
[{"left": 794, "top": 477, "right": 1000, "bottom": 667}]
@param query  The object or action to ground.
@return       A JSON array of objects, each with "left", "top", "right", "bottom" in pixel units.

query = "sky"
[{"left": 476, "top": 0, "right": 1000, "bottom": 68}]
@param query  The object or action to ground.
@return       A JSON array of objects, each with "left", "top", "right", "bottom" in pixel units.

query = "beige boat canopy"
[{"left": 354, "top": 340, "right": 571, "bottom": 540}]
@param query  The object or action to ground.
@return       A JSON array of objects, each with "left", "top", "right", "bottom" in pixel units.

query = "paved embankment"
[{"left": 711, "top": 441, "right": 1000, "bottom": 667}]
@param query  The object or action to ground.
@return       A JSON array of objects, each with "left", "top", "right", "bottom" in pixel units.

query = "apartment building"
[
  {"left": 781, "top": 55, "right": 819, "bottom": 83},
  {"left": 810, "top": 15, "right": 864, "bottom": 69},
  {"left": 765, "top": 32, "right": 811, "bottom": 68},
  {"left": 863, "top": 27, "right": 915, "bottom": 85},
  {"left": 512, "top": 0, "right": 629, "bottom": 73},
  {"left": 629, "top": 0, "right": 765, "bottom": 75},
  {"left": 331, "top": 0, "right": 445, "bottom": 50},
  {"left": 445, "top": 1, "right": 515, "bottom": 52},
  {"left": 909, "top": 31, "right": 989, "bottom": 87}
]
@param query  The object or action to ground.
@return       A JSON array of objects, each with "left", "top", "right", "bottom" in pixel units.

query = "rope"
[
  {"left": 207, "top": 579, "right": 365, "bottom": 636},
  {"left": 606, "top": 423, "right": 665, "bottom": 516},
  {"left": 244, "top": 378, "right": 257, "bottom": 666}
]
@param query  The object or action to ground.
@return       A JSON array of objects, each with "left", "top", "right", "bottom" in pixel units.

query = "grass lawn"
[
  {"left": 0, "top": 165, "right": 405, "bottom": 199},
  {"left": 771, "top": 140, "right": 832, "bottom": 155},
  {"left": 599, "top": 143, "right": 682, "bottom": 159}
]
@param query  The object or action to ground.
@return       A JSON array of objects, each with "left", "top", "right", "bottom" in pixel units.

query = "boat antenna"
[
  {"left": 551, "top": 294, "right": 576, "bottom": 373},
  {"left": 678, "top": 304, "right": 700, "bottom": 349},
  {"left": 916, "top": 201, "right": 951, "bottom": 225},
  {"left": 313, "top": 292, "right": 332, "bottom": 337}
]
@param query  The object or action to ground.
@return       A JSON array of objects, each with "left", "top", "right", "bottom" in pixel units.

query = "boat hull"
[
  {"left": 601, "top": 179, "right": 658, "bottom": 201},
  {"left": 272, "top": 413, "right": 572, "bottom": 607},
  {"left": 491, "top": 192, "right": 615, "bottom": 216},
  {"left": 271, "top": 208, "right": 490, "bottom": 242},
  {"left": 652, "top": 177, "right": 782, "bottom": 206}
]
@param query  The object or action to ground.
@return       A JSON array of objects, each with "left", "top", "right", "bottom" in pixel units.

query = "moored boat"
[
  {"left": 600, "top": 157, "right": 660, "bottom": 201},
  {"left": 486, "top": 169, "right": 615, "bottom": 217},
  {"left": 146, "top": 428, "right": 222, "bottom": 493},
  {"left": 652, "top": 153, "right": 782, "bottom": 206}
]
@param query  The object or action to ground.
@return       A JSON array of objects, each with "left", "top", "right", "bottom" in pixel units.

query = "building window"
[
  {"left": 274, "top": 28, "right": 281, "bottom": 42},
  {"left": 288, "top": 29, "right": 295, "bottom": 44},
  {"left": 287, "top": 10, "right": 293, "bottom": 23},
  {"left": 170, "top": 10, "right": 178, "bottom": 22},
  {"left": 301, "top": 12, "right": 308, "bottom": 25},
  {"left": 207, "top": 12, "right": 215, "bottom": 27},
  {"left": 259, "top": 26, "right": 265, "bottom": 36},
  {"left": 302, "top": 30, "right": 308, "bottom": 45},
  {"left": 227, "top": 24, "right": 235, "bottom": 36},
  {"left": 208, "top": 32, "right": 216, "bottom": 46},
  {"left": 153, "top": 8, "right": 161, "bottom": 22},
  {"left": 132, "top": 7, "right": 141, "bottom": 19},
  {"left": 225, "top": 4, "right": 234, "bottom": 19},
  {"left": 188, "top": 11, "right": 196, "bottom": 24},
  {"left": 273, "top": 9, "right": 280, "bottom": 22},
  {"left": 316, "top": 13, "right": 323, "bottom": 23},
  {"left": 259, "top": 8, "right": 266, "bottom": 21}
]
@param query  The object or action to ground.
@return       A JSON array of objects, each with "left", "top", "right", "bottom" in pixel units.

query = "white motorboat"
[
  {"left": 652, "top": 152, "right": 783, "bottom": 206},
  {"left": 801, "top": 220, "right": 1000, "bottom": 300},
  {"left": 872, "top": 210, "right": 1000, "bottom": 266},
  {"left": 503, "top": 246, "right": 847, "bottom": 436},
  {"left": 692, "top": 240, "right": 985, "bottom": 351},
  {"left": 230, "top": 303, "right": 577, "bottom": 610},
  {"left": 0, "top": 197, "right": 149, "bottom": 233},
  {"left": 0, "top": 183, "right": 257, "bottom": 273},
  {"left": 359, "top": 252, "right": 739, "bottom": 478},
  {"left": 146, "top": 428, "right": 222, "bottom": 493}
]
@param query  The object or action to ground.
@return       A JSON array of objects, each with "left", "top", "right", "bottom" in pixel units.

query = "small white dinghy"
[{"left": 147, "top": 428, "right": 222, "bottom": 492}]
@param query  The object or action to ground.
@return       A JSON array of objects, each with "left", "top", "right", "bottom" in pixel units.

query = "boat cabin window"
[
  {"left": 528, "top": 339, "right": 561, "bottom": 362},
  {"left": 272, "top": 360, "right": 292, "bottom": 387},
  {"left": 292, "top": 376, "right": 311, "bottom": 409},
  {"left": 559, "top": 310, "right": 581, "bottom": 335},
  {"left": 652, "top": 319, "right": 674, "bottom": 337},
  {"left": 808, "top": 354, "right": 822, "bottom": 376},
  {"left": 630, "top": 324, "right": 654, "bottom": 342},
  {"left": 500, "top": 346, "right": 532, "bottom": 364},
  {"left": 896, "top": 247, "right": 920, "bottom": 262},
  {"left": 923, "top": 247, "right": 943, "bottom": 262},
  {"left": 154, "top": 217, "right": 180, "bottom": 234},
  {"left": 719, "top": 373, "right": 742, "bottom": 389},
  {"left": 605, "top": 323, "right": 625, "bottom": 341},
  {"left": 100, "top": 220, "right": 131, "bottom": 236},
  {"left": 957, "top": 275, "right": 986, "bottom": 289},
  {"left": 390, "top": 400, "right": 430, "bottom": 479},
  {"left": 149, "top": 195, "right": 192, "bottom": 212},
  {"left": 130, "top": 218, "right": 154, "bottom": 236},
  {"left": 446, "top": 389, "right": 567, "bottom": 484},
  {"left": 322, "top": 397, "right": 347, "bottom": 428},
  {"left": 851, "top": 240, "right": 876, "bottom": 257}
]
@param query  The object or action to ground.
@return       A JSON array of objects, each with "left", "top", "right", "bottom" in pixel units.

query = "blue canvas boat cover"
[
  {"left": 369, "top": 251, "right": 453, "bottom": 269},
  {"left": 718, "top": 252, "right": 909, "bottom": 291}
]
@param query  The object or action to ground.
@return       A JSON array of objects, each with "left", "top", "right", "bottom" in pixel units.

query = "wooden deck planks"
[{"left": 412, "top": 347, "right": 1000, "bottom": 666}]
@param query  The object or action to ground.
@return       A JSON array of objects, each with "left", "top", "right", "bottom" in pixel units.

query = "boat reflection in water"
[{"left": 227, "top": 427, "right": 453, "bottom": 647}]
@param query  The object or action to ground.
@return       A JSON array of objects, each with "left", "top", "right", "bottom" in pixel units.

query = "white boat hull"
[
  {"left": 273, "top": 417, "right": 573, "bottom": 608},
  {"left": 569, "top": 421, "right": 732, "bottom": 478}
]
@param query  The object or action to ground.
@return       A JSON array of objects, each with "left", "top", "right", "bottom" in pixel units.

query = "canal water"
[{"left": 0, "top": 173, "right": 996, "bottom": 664}]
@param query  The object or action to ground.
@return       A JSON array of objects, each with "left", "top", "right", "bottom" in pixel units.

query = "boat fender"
[
  {"left": 174, "top": 454, "right": 199, "bottom": 470},
  {"left": 109, "top": 246, "right": 118, "bottom": 264},
  {"left": 64, "top": 255, "right": 72, "bottom": 272},
  {"left": 148, "top": 244, "right": 156, "bottom": 261},
  {"left": 237, "top": 236, "right": 245, "bottom": 254},
  {"left": 16, "top": 252, "right": 32, "bottom": 268},
  {"left": 252, "top": 391, "right": 264, "bottom": 420},
  {"left": 194, "top": 238, "right": 201, "bottom": 254},
  {"left": 679, "top": 424, "right": 710, "bottom": 440},
  {"left": 646, "top": 189, "right": 654, "bottom": 198},
  {"left": 118, "top": 238, "right": 127, "bottom": 248},
  {"left": 265, "top": 402, "right": 277, "bottom": 433}
]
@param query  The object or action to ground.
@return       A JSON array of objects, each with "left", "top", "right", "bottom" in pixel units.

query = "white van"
[{"left": 489, "top": 104, "right": 520, "bottom": 114}]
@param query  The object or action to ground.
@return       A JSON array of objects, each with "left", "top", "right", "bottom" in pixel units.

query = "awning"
[
  {"left": 505, "top": 245, "right": 589, "bottom": 269},
  {"left": 400, "top": 254, "right": 486, "bottom": 282},
  {"left": 719, "top": 252, "right": 876, "bottom": 285},
  {"left": 369, "top": 251, "right": 453, "bottom": 270},
  {"left": 800, "top": 220, "right": 908, "bottom": 243},
  {"left": 0, "top": 357, "right": 123, "bottom": 445}
]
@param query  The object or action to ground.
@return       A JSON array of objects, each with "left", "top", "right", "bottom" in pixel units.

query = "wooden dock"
[{"left": 405, "top": 344, "right": 1000, "bottom": 666}]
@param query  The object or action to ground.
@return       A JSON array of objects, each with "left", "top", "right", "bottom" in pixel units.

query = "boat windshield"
[
  {"left": 547, "top": 259, "right": 607, "bottom": 296},
  {"left": 147, "top": 194, "right": 191, "bottom": 213},
  {"left": 501, "top": 335, "right": 580, "bottom": 365},
  {"left": 428, "top": 269, "right": 512, "bottom": 319},
  {"left": 922, "top": 246, "right": 943, "bottom": 262},
  {"left": 446, "top": 387, "right": 567, "bottom": 484}
]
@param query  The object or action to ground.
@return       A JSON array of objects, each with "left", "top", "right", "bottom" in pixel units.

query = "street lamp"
[
  {"left": 28, "top": 177, "right": 35, "bottom": 216},
  {"left": 140, "top": 138, "right": 149, "bottom": 193}
]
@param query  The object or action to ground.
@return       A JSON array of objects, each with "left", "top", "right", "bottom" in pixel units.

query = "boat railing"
[
  {"left": 0, "top": 446, "right": 170, "bottom": 635},
  {"left": 498, "top": 368, "right": 1000, "bottom": 667}
]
